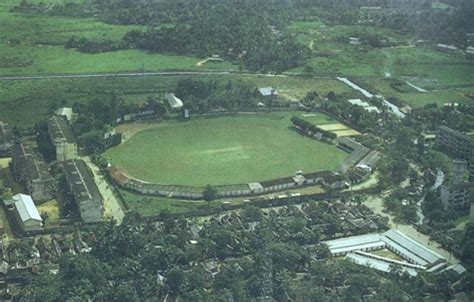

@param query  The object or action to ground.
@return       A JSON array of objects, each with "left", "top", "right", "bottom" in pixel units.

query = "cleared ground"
[{"left": 105, "top": 112, "right": 348, "bottom": 187}]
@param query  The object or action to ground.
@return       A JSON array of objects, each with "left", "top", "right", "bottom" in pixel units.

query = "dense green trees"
[{"left": 118, "top": 3, "right": 305, "bottom": 72}]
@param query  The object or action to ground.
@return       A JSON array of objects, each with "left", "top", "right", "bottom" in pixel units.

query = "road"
[
  {"left": 0, "top": 69, "right": 309, "bottom": 81},
  {"left": 82, "top": 157, "right": 125, "bottom": 224},
  {"left": 0, "top": 71, "right": 232, "bottom": 81},
  {"left": 364, "top": 194, "right": 460, "bottom": 264}
]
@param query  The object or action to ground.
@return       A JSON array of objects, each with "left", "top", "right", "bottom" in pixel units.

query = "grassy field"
[
  {"left": 0, "top": 75, "right": 354, "bottom": 127},
  {"left": 361, "top": 79, "right": 474, "bottom": 108},
  {"left": 119, "top": 190, "right": 205, "bottom": 216},
  {"left": 287, "top": 21, "right": 474, "bottom": 106},
  {"left": 105, "top": 112, "right": 348, "bottom": 187},
  {"left": 0, "top": 5, "right": 235, "bottom": 76}
]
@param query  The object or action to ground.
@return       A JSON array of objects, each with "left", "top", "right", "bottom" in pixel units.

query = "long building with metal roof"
[
  {"left": 63, "top": 159, "right": 103, "bottom": 223},
  {"left": 6, "top": 194, "right": 43, "bottom": 232},
  {"left": 324, "top": 229, "right": 449, "bottom": 276}
]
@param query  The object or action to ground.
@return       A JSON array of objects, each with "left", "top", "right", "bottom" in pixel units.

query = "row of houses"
[
  {"left": 10, "top": 142, "right": 54, "bottom": 202},
  {"left": 109, "top": 166, "right": 348, "bottom": 200}
]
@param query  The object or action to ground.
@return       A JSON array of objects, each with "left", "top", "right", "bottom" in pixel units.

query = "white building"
[
  {"left": 347, "top": 99, "right": 380, "bottom": 114},
  {"left": 324, "top": 229, "right": 451, "bottom": 276},
  {"left": 165, "top": 93, "right": 184, "bottom": 109},
  {"left": 54, "top": 107, "right": 75, "bottom": 122},
  {"left": 5, "top": 194, "right": 43, "bottom": 231},
  {"left": 257, "top": 87, "right": 278, "bottom": 98}
]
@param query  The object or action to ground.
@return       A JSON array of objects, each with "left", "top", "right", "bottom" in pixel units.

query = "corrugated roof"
[
  {"left": 325, "top": 233, "right": 382, "bottom": 252},
  {"left": 12, "top": 194, "right": 42, "bottom": 222},
  {"left": 49, "top": 116, "right": 75, "bottom": 144},
  {"left": 383, "top": 229, "right": 444, "bottom": 264},
  {"left": 345, "top": 253, "right": 419, "bottom": 277},
  {"left": 258, "top": 87, "right": 278, "bottom": 97},
  {"left": 55, "top": 107, "right": 74, "bottom": 121},
  {"left": 165, "top": 93, "right": 183, "bottom": 109}
]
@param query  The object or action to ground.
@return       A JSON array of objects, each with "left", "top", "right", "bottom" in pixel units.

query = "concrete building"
[
  {"left": 10, "top": 143, "right": 54, "bottom": 202},
  {"left": 0, "top": 121, "right": 14, "bottom": 157},
  {"left": 48, "top": 116, "right": 77, "bottom": 162},
  {"left": 440, "top": 159, "right": 473, "bottom": 209},
  {"left": 4, "top": 194, "right": 42, "bottom": 232},
  {"left": 63, "top": 159, "right": 103, "bottom": 223},
  {"left": 441, "top": 182, "right": 472, "bottom": 209},
  {"left": 436, "top": 126, "right": 474, "bottom": 178}
]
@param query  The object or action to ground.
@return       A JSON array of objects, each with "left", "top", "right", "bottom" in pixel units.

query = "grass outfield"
[{"left": 105, "top": 113, "right": 347, "bottom": 187}]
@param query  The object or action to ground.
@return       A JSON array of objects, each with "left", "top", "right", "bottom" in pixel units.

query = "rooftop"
[
  {"left": 11, "top": 194, "right": 42, "bottom": 223},
  {"left": 54, "top": 107, "right": 74, "bottom": 121},
  {"left": 165, "top": 93, "right": 184, "bottom": 109},
  {"left": 49, "top": 116, "right": 75, "bottom": 144},
  {"left": 0, "top": 121, "right": 14, "bottom": 148},
  {"left": 324, "top": 229, "right": 446, "bottom": 268},
  {"left": 257, "top": 87, "right": 278, "bottom": 97},
  {"left": 63, "top": 159, "right": 102, "bottom": 203},
  {"left": 358, "top": 150, "right": 382, "bottom": 169},
  {"left": 25, "top": 158, "right": 52, "bottom": 182}
]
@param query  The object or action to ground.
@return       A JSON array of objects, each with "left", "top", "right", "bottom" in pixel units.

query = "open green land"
[
  {"left": 119, "top": 190, "right": 205, "bottom": 216},
  {"left": 0, "top": 75, "right": 353, "bottom": 127},
  {"left": 105, "top": 112, "right": 347, "bottom": 187},
  {"left": 0, "top": 5, "right": 235, "bottom": 76},
  {"left": 287, "top": 21, "right": 474, "bottom": 108}
]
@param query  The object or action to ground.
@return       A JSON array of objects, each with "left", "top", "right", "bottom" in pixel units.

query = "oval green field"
[{"left": 105, "top": 113, "right": 348, "bottom": 187}]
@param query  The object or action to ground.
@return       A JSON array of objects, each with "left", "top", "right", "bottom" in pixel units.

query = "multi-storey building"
[
  {"left": 48, "top": 116, "right": 77, "bottom": 162},
  {"left": 436, "top": 126, "right": 474, "bottom": 179},
  {"left": 10, "top": 142, "right": 54, "bottom": 202},
  {"left": 440, "top": 159, "right": 473, "bottom": 210},
  {"left": 62, "top": 159, "right": 103, "bottom": 223},
  {"left": 0, "top": 121, "right": 14, "bottom": 157}
]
